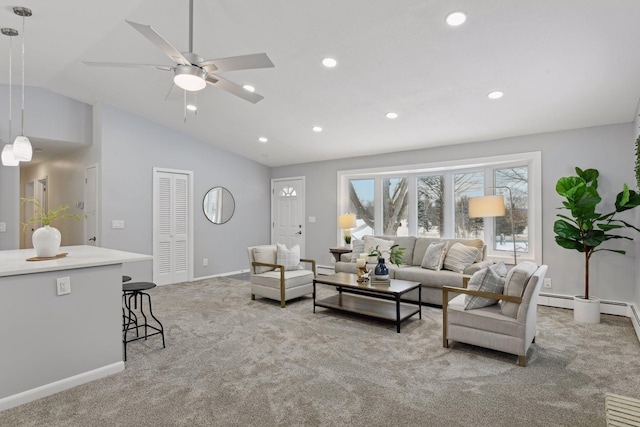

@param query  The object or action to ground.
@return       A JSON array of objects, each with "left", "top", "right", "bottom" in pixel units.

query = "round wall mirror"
[{"left": 203, "top": 187, "right": 235, "bottom": 224}]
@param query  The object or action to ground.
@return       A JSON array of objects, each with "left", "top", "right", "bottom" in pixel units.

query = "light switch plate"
[
  {"left": 0, "top": 222, "right": 6, "bottom": 232},
  {"left": 111, "top": 220, "right": 125, "bottom": 229}
]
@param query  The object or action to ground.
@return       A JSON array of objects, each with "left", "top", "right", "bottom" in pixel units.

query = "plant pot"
[
  {"left": 32, "top": 225, "right": 61, "bottom": 258},
  {"left": 573, "top": 296, "right": 600, "bottom": 324}
]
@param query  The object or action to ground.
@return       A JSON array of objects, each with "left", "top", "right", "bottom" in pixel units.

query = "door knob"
[
  {"left": 296, "top": 231, "right": 302, "bottom": 235},
  {"left": 89, "top": 236, "right": 96, "bottom": 242}
]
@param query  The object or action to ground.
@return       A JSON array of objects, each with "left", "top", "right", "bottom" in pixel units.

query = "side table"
[{"left": 329, "top": 247, "right": 352, "bottom": 262}]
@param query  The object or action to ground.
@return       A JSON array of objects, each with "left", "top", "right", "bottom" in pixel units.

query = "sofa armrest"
[{"left": 463, "top": 260, "right": 493, "bottom": 275}]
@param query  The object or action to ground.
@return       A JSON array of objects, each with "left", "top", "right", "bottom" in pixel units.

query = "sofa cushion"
[
  {"left": 412, "top": 238, "right": 443, "bottom": 266},
  {"left": 349, "top": 239, "right": 365, "bottom": 262},
  {"left": 394, "top": 266, "right": 463, "bottom": 289},
  {"left": 421, "top": 241, "right": 448, "bottom": 271},
  {"left": 276, "top": 243, "right": 301, "bottom": 271},
  {"left": 465, "top": 267, "right": 505, "bottom": 310},
  {"left": 443, "top": 243, "right": 479, "bottom": 273},
  {"left": 363, "top": 236, "right": 394, "bottom": 263},
  {"left": 500, "top": 262, "right": 538, "bottom": 318},
  {"left": 253, "top": 246, "right": 277, "bottom": 273}
]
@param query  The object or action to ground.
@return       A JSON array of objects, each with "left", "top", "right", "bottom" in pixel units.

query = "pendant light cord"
[
  {"left": 20, "top": 13, "right": 25, "bottom": 136},
  {"left": 8, "top": 34, "right": 13, "bottom": 141}
]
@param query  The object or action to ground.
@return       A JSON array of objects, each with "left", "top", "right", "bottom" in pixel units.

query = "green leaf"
[
  {"left": 555, "top": 236, "right": 584, "bottom": 252},
  {"left": 583, "top": 230, "right": 605, "bottom": 247},
  {"left": 556, "top": 177, "right": 585, "bottom": 197},
  {"left": 577, "top": 168, "right": 599, "bottom": 187},
  {"left": 616, "top": 188, "right": 640, "bottom": 211},
  {"left": 554, "top": 220, "right": 581, "bottom": 239}
]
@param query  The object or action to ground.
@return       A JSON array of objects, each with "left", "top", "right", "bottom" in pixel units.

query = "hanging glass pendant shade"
[
  {"left": 2, "top": 144, "right": 19, "bottom": 166},
  {"left": 12, "top": 6, "right": 32, "bottom": 162}
]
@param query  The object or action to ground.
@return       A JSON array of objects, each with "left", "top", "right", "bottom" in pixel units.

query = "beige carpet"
[{"left": 1, "top": 276, "right": 639, "bottom": 426}]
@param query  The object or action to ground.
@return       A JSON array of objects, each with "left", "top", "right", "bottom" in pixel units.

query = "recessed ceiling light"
[
  {"left": 446, "top": 12, "right": 467, "bottom": 27},
  {"left": 487, "top": 91, "right": 504, "bottom": 100},
  {"left": 385, "top": 112, "right": 399, "bottom": 119},
  {"left": 312, "top": 126, "right": 323, "bottom": 132},
  {"left": 243, "top": 84, "right": 255, "bottom": 92},
  {"left": 258, "top": 137, "right": 268, "bottom": 143},
  {"left": 322, "top": 58, "right": 337, "bottom": 68},
  {"left": 186, "top": 104, "right": 197, "bottom": 111}
]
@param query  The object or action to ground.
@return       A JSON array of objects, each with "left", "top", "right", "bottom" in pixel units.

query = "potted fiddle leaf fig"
[{"left": 554, "top": 167, "right": 640, "bottom": 323}]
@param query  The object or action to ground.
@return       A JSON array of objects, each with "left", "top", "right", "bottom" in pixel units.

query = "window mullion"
[{"left": 443, "top": 172, "right": 455, "bottom": 238}]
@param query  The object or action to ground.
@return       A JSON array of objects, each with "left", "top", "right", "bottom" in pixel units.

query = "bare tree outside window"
[
  {"left": 382, "top": 178, "right": 408, "bottom": 236},
  {"left": 418, "top": 175, "right": 443, "bottom": 237},
  {"left": 495, "top": 167, "right": 529, "bottom": 253},
  {"left": 454, "top": 172, "right": 484, "bottom": 238},
  {"left": 348, "top": 179, "right": 374, "bottom": 238}
]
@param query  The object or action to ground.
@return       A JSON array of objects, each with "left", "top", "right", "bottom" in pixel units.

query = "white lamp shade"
[
  {"left": 468, "top": 195, "right": 505, "bottom": 218},
  {"left": 12, "top": 135, "right": 32, "bottom": 161},
  {"left": 338, "top": 214, "right": 357, "bottom": 229},
  {"left": 2, "top": 144, "right": 19, "bottom": 166},
  {"left": 174, "top": 65, "right": 207, "bottom": 91}
]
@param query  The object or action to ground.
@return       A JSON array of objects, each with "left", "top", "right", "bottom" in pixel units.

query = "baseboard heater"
[{"left": 606, "top": 393, "right": 640, "bottom": 426}]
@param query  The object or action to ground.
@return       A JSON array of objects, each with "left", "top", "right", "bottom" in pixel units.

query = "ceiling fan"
[{"left": 83, "top": 0, "right": 274, "bottom": 103}]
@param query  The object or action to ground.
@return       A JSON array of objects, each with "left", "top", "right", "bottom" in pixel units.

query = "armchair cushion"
[
  {"left": 501, "top": 262, "right": 538, "bottom": 318},
  {"left": 276, "top": 243, "right": 301, "bottom": 271},
  {"left": 448, "top": 295, "right": 524, "bottom": 337},
  {"left": 253, "top": 246, "right": 277, "bottom": 273},
  {"left": 465, "top": 267, "right": 505, "bottom": 310},
  {"left": 443, "top": 243, "right": 479, "bottom": 273},
  {"left": 421, "top": 241, "right": 449, "bottom": 271},
  {"left": 251, "top": 269, "right": 314, "bottom": 290}
]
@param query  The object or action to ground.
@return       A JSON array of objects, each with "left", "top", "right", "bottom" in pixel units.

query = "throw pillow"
[
  {"left": 443, "top": 243, "right": 479, "bottom": 273},
  {"left": 276, "top": 243, "right": 301, "bottom": 271},
  {"left": 500, "top": 262, "right": 538, "bottom": 318},
  {"left": 363, "top": 236, "right": 394, "bottom": 263},
  {"left": 490, "top": 261, "right": 508, "bottom": 278},
  {"left": 420, "top": 241, "right": 449, "bottom": 271},
  {"left": 465, "top": 267, "right": 505, "bottom": 310},
  {"left": 253, "top": 246, "right": 277, "bottom": 273},
  {"left": 350, "top": 239, "right": 365, "bottom": 262}
]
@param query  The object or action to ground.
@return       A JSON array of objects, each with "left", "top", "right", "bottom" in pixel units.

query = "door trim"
[
  {"left": 84, "top": 163, "right": 99, "bottom": 246},
  {"left": 152, "top": 167, "right": 194, "bottom": 284}
]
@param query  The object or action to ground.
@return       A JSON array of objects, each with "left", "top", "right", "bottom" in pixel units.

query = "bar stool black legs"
[{"left": 122, "top": 281, "right": 165, "bottom": 361}]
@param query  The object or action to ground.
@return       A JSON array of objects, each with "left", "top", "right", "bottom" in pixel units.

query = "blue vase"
[{"left": 374, "top": 257, "right": 389, "bottom": 280}]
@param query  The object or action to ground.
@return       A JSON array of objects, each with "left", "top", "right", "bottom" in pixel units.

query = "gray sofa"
[{"left": 334, "top": 236, "right": 492, "bottom": 305}]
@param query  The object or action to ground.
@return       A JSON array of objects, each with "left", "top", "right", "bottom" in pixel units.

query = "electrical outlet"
[
  {"left": 543, "top": 278, "right": 552, "bottom": 289},
  {"left": 203, "top": 258, "right": 209, "bottom": 267},
  {"left": 56, "top": 277, "right": 71, "bottom": 295}
]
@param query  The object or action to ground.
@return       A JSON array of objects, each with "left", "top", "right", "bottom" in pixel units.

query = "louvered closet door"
[{"left": 154, "top": 171, "right": 190, "bottom": 285}]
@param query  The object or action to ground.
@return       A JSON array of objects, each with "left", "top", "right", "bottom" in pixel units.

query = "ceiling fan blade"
[
  {"left": 83, "top": 61, "right": 173, "bottom": 71},
  {"left": 126, "top": 20, "right": 191, "bottom": 66},
  {"left": 205, "top": 74, "right": 264, "bottom": 104},
  {"left": 198, "top": 53, "right": 274, "bottom": 73}
]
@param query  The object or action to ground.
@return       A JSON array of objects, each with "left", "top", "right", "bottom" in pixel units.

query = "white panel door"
[
  {"left": 272, "top": 178, "right": 305, "bottom": 254},
  {"left": 154, "top": 170, "right": 191, "bottom": 285}
]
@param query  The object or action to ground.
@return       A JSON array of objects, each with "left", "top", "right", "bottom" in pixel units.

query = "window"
[
  {"left": 339, "top": 152, "right": 541, "bottom": 264},
  {"left": 348, "top": 179, "right": 374, "bottom": 239}
]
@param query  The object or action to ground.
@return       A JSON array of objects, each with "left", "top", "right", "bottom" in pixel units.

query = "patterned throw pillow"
[
  {"left": 490, "top": 261, "right": 508, "bottom": 278},
  {"left": 465, "top": 267, "right": 505, "bottom": 310},
  {"left": 363, "top": 236, "right": 394, "bottom": 263},
  {"left": 500, "top": 262, "right": 538, "bottom": 318},
  {"left": 276, "top": 243, "right": 301, "bottom": 271},
  {"left": 443, "top": 243, "right": 479, "bottom": 273},
  {"left": 421, "top": 241, "right": 449, "bottom": 271},
  {"left": 350, "top": 239, "right": 365, "bottom": 262}
]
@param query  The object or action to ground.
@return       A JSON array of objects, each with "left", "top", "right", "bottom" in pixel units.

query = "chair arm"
[
  {"left": 251, "top": 261, "right": 285, "bottom": 271},
  {"left": 300, "top": 258, "right": 317, "bottom": 277}
]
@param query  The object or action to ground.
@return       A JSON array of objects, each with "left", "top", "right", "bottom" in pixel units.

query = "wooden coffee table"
[{"left": 313, "top": 272, "right": 421, "bottom": 332}]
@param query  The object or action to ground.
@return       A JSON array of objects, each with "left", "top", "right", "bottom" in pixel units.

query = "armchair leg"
[
  {"left": 443, "top": 339, "right": 449, "bottom": 349},
  {"left": 532, "top": 336, "right": 536, "bottom": 344},
  {"left": 280, "top": 300, "right": 286, "bottom": 308},
  {"left": 518, "top": 356, "right": 526, "bottom": 367},
  {"left": 251, "top": 294, "right": 255, "bottom": 301}
]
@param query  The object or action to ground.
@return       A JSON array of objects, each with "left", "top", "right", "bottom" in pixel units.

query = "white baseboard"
[
  {"left": 193, "top": 269, "right": 250, "bottom": 281},
  {"left": 538, "top": 292, "right": 640, "bottom": 343},
  {"left": 0, "top": 362, "right": 124, "bottom": 412}
]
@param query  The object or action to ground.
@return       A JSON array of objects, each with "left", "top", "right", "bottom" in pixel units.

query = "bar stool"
[
  {"left": 122, "top": 276, "right": 137, "bottom": 334},
  {"left": 122, "top": 281, "right": 165, "bottom": 361}
]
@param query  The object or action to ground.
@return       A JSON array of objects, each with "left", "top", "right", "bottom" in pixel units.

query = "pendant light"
[
  {"left": 12, "top": 6, "right": 32, "bottom": 162},
  {"left": 1, "top": 27, "right": 19, "bottom": 166}
]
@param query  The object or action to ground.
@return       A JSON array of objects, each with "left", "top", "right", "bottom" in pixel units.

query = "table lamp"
[{"left": 338, "top": 213, "right": 357, "bottom": 246}]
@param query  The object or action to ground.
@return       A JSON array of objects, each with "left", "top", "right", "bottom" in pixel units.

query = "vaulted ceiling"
[{"left": 2, "top": 1, "right": 640, "bottom": 167}]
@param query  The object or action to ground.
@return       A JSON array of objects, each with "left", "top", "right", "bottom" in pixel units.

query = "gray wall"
[
  {"left": 0, "top": 86, "right": 93, "bottom": 250},
  {"left": 97, "top": 104, "right": 271, "bottom": 281},
  {"left": 272, "top": 123, "right": 638, "bottom": 304}
]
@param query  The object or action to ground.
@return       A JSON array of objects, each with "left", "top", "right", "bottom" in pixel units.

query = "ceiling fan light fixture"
[{"left": 174, "top": 65, "right": 206, "bottom": 91}]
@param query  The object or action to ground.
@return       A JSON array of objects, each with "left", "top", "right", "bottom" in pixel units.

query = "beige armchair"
[
  {"left": 247, "top": 245, "right": 316, "bottom": 308},
  {"left": 442, "top": 262, "right": 548, "bottom": 367}
]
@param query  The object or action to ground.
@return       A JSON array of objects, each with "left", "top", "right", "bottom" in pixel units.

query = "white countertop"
[{"left": 0, "top": 245, "right": 152, "bottom": 277}]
